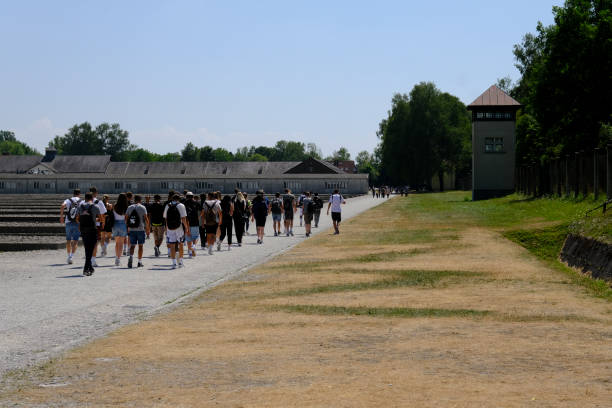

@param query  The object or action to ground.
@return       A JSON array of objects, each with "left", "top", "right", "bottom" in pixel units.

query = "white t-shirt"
[
  {"left": 163, "top": 202, "right": 187, "bottom": 230},
  {"left": 94, "top": 197, "right": 107, "bottom": 227},
  {"left": 63, "top": 196, "right": 81, "bottom": 224},
  {"left": 329, "top": 194, "right": 345, "bottom": 213}
]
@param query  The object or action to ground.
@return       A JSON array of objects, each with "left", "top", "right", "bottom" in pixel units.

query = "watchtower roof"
[{"left": 468, "top": 85, "right": 521, "bottom": 108}]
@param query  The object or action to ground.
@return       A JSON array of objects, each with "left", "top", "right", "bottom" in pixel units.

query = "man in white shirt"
[
  {"left": 163, "top": 193, "right": 190, "bottom": 268},
  {"left": 60, "top": 189, "right": 81, "bottom": 264},
  {"left": 326, "top": 189, "right": 346, "bottom": 235}
]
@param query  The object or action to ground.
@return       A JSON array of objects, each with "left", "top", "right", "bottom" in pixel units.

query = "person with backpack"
[
  {"left": 148, "top": 194, "right": 165, "bottom": 257},
  {"left": 126, "top": 195, "right": 149, "bottom": 268},
  {"left": 232, "top": 192, "right": 246, "bottom": 246},
  {"left": 250, "top": 190, "right": 269, "bottom": 244},
  {"left": 112, "top": 193, "right": 129, "bottom": 266},
  {"left": 163, "top": 193, "right": 189, "bottom": 268},
  {"left": 183, "top": 192, "right": 201, "bottom": 258},
  {"left": 312, "top": 192, "right": 323, "bottom": 228},
  {"left": 89, "top": 186, "right": 107, "bottom": 267},
  {"left": 60, "top": 189, "right": 82, "bottom": 264},
  {"left": 270, "top": 192, "right": 284, "bottom": 236},
  {"left": 302, "top": 191, "right": 314, "bottom": 237},
  {"left": 76, "top": 192, "right": 101, "bottom": 276},
  {"left": 218, "top": 195, "right": 234, "bottom": 251},
  {"left": 326, "top": 189, "right": 346, "bottom": 235},
  {"left": 282, "top": 189, "right": 296, "bottom": 236},
  {"left": 201, "top": 192, "right": 222, "bottom": 255},
  {"left": 243, "top": 193, "right": 251, "bottom": 235},
  {"left": 101, "top": 195, "right": 113, "bottom": 256},
  {"left": 297, "top": 192, "right": 306, "bottom": 227}
]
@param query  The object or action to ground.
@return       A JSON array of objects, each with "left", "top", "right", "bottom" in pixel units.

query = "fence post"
[
  {"left": 574, "top": 152, "right": 580, "bottom": 198},
  {"left": 565, "top": 155, "right": 570, "bottom": 197},
  {"left": 594, "top": 148, "right": 600, "bottom": 201},
  {"left": 606, "top": 145, "right": 612, "bottom": 200}
]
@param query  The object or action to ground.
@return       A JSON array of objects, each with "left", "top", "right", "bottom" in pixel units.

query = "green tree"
[
  {"left": 305, "top": 143, "right": 322, "bottom": 159},
  {"left": 329, "top": 147, "right": 351, "bottom": 161},
  {"left": 0, "top": 130, "right": 17, "bottom": 142},
  {"left": 51, "top": 122, "right": 103, "bottom": 155},
  {"left": 212, "top": 148, "right": 233, "bottom": 162},
  {"left": 0, "top": 130, "right": 40, "bottom": 155},
  {"left": 271, "top": 140, "right": 306, "bottom": 161},
  {"left": 96, "top": 123, "right": 131, "bottom": 160},
  {"left": 355, "top": 150, "right": 379, "bottom": 184},
  {"left": 181, "top": 142, "right": 199, "bottom": 161}
]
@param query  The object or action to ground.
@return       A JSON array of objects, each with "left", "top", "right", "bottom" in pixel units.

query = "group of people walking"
[{"left": 60, "top": 187, "right": 346, "bottom": 276}]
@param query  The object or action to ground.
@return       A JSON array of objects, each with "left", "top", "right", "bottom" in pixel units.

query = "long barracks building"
[{"left": 0, "top": 149, "right": 368, "bottom": 195}]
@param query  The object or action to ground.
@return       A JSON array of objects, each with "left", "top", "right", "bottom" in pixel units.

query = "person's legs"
[
  {"left": 82, "top": 231, "right": 96, "bottom": 274},
  {"left": 219, "top": 222, "right": 227, "bottom": 243},
  {"left": 234, "top": 217, "right": 244, "bottom": 245}
]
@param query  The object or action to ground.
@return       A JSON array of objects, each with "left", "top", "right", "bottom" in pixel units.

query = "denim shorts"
[
  {"left": 272, "top": 213, "right": 282, "bottom": 222},
  {"left": 112, "top": 220, "right": 128, "bottom": 237},
  {"left": 65, "top": 222, "right": 80, "bottom": 241},
  {"left": 186, "top": 226, "right": 200, "bottom": 242},
  {"left": 129, "top": 230, "right": 145, "bottom": 245}
]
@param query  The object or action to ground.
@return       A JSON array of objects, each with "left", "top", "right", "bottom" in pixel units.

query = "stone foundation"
[{"left": 560, "top": 234, "right": 612, "bottom": 282}]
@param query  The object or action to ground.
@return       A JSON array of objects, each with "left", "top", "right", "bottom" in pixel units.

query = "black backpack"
[
  {"left": 166, "top": 203, "right": 182, "bottom": 230},
  {"left": 313, "top": 197, "right": 323, "bottom": 210},
  {"left": 185, "top": 201, "right": 199, "bottom": 226},
  {"left": 66, "top": 198, "right": 80, "bottom": 222},
  {"left": 127, "top": 207, "right": 141, "bottom": 228},
  {"left": 283, "top": 196, "right": 293, "bottom": 210},
  {"left": 78, "top": 203, "right": 95, "bottom": 229},
  {"left": 271, "top": 198, "right": 282, "bottom": 213},
  {"left": 306, "top": 199, "right": 314, "bottom": 213},
  {"left": 233, "top": 200, "right": 245, "bottom": 218}
]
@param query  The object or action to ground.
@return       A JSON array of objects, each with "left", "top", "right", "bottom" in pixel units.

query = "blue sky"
[{"left": 0, "top": 1, "right": 563, "bottom": 158}]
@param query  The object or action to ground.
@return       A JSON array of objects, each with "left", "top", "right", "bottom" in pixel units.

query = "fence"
[{"left": 515, "top": 145, "right": 612, "bottom": 201}]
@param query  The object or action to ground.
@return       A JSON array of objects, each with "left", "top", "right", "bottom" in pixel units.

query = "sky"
[{"left": 0, "top": 0, "right": 564, "bottom": 158}]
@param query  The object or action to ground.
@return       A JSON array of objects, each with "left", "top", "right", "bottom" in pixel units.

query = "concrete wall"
[{"left": 472, "top": 120, "right": 516, "bottom": 200}]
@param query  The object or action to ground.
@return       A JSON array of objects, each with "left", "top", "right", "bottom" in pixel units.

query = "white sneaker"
[
  {"left": 67, "top": 256, "right": 73, "bottom": 265},
  {"left": 115, "top": 258, "right": 120, "bottom": 266},
  {"left": 227, "top": 245, "right": 231, "bottom": 251},
  {"left": 92, "top": 260, "right": 98, "bottom": 267},
  {"left": 178, "top": 260, "right": 184, "bottom": 268},
  {"left": 208, "top": 247, "right": 213, "bottom": 255},
  {"left": 171, "top": 263, "right": 177, "bottom": 269}
]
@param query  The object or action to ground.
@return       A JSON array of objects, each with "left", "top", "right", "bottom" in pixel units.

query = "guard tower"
[{"left": 467, "top": 85, "right": 521, "bottom": 200}]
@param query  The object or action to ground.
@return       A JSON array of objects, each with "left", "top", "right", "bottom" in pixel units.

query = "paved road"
[{"left": 0, "top": 195, "right": 387, "bottom": 377}]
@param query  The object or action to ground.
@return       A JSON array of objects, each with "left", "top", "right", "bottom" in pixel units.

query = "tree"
[
  {"left": 305, "top": 143, "right": 322, "bottom": 159},
  {"left": 0, "top": 130, "right": 40, "bottom": 155},
  {"left": 355, "top": 150, "right": 379, "bottom": 184},
  {"left": 96, "top": 123, "right": 131, "bottom": 160},
  {"left": 271, "top": 140, "right": 306, "bottom": 161},
  {"left": 181, "top": 142, "right": 199, "bottom": 161},
  {"left": 51, "top": 122, "right": 103, "bottom": 155},
  {"left": 0, "top": 130, "right": 17, "bottom": 142},
  {"left": 330, "top": 147, "right": 351, "bottom": 161},
  {"left": 212, "top": 148, "right": 233, "bottom": 162}
]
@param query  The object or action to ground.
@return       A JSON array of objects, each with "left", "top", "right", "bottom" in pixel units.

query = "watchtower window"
[
  {"left": 257, "top": 167, "right": 263, "bottom": 174},
  {"left": 180, "top": 169, "right": 186, "bottom": 174},
  {"left": 144, "top": 168, "right": 149, "bottom": 175},
  {"left": 485, "top": 137, "right": 504, "bottom": 153},
  {"left": 222, "top": 168, "right": 228, "bottom": 175}
]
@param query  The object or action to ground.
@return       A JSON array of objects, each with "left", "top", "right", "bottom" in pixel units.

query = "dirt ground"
[{"left": 2, "top": 197, "right": 611, "bottom": 407}]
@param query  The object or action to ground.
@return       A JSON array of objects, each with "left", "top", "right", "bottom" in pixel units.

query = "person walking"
[
  {"left": 302, "top": 192, "right": 314, "bottom": 237},
  {"left": 126, "top": 195, "right": 149, "bottom": 268},
  {"left": 163, "top": 193, "right": 189, "bottom": 268},
  {"left": 101, "top": 195, "right": 113, "bottom": 255},
  {"left": 89, "top": 186, "right": 106, "bottom": 267},
  {"left": 297, "top": 192, "right": 306, "bottom": 227},
  {"left": 233, "top": 192, "right": 246, "bottom": 246},
  {"left": 148, "top": 194, "right": 165, "bottom": 257},
  {"left": 243, "top": 193, "right": 252, "bottom": 236},
  {"left": 218, "top": 195, "right": 234, "bottom": 251},
  {"left": 270, "top": 192, "right": 283, "bottom": 236},
  {"left": 250, "top": 190, "right": 269, "bottom": 244},
  {"left": 184, "top": 192, "right": 201, "bottom": 258},
  {"left": 198, "top": 193, "right": 207, "bottom": 249},
  {"left": 201, "top": 192, "right": 222, "bottom": 255},
  {"left": 76, "top": 192, "right": 101, "bottom": 276},
  {"left": 326, "top": 189, "right": 346, "bottom": 235},
  {"left": 60, "top": 189, "right": 81, "bottom": 264},
  {"left": 282, "top": 189, "right": 296, "bottom": 236},
  {"left": 312, "top": 192, "right": 323, "bottom": 228},
  {"left": 112, "top": 193, "right": 129, "bottom": 266}
]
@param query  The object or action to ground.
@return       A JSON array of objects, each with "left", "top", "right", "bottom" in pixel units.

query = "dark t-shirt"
[
  {"left": 149, "top": 202, "right": 166, "bottom": 225},
  {"left": 282, "top": 194, "right": 295, "bottom": 214},
  {"left": 252, "top": 197, "right": 268, "bottom": 218}
]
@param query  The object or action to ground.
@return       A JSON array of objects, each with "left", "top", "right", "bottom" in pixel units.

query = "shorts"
[
  {"left": 65, "top": 222, "right": 80, "bottom": 241},
  {"left": 255, "top": 216, "right": 267, "bottom": 228},
  {"left": 166, "top": 228, "right": 185, "bottom": 244},
  {"left": 129, "top": 230, "right": 146, "bottom": 245},
  {"left": 186, "top": 226, "right": 200, "bottom": 242},
  {"left": 204, "top": 223, "right": 218, "bottom": 235},
  {"left": 299, "top": 207, "right": 304, "bottom": 216},
  {"left": 112, "top": 220, "right": 127, "bottom": 237},
  {"left": 152, "top": 225, "right": 165, "bottom": 242},
  {"left": 272, "top": 213, "right": 282, "bottom": 222},
  {"left": 284, "top": 211, "right": 294, "bottom": 221},
  {"left": 331, "top": 212, "right": 342, "bottom": 223},
  {"left": 303, "top": 212, "right": 313, "bottom": 224}
]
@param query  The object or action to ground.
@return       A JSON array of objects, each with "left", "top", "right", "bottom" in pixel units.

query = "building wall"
[
  {"left": 0, "top": 175, "right": 369, "bottom": 195},
  {"left": 472, "top": 120, "right": 516, "bottom": 199}
]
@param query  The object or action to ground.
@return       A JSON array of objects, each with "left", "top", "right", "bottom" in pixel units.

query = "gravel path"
[{"left": 0, "top": 195, "right": 386, "bottom": 377}]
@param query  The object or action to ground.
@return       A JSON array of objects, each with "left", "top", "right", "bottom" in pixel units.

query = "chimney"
[{"left": 42, "top": 147, "right": 57, "bottom": 162}]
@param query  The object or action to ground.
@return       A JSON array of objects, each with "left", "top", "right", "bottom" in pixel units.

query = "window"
[
  {"left": 125, "top": 183, "right": 132, "bottom": 190},
  {"left": 33, "top": 181, "right": 40, "bottom": 189},
  {"left": 283, "top": 181, "right": 301, "bottom": 190},
  {"left": 180, "top": 169, "right": 186, "bottom": 174},
  {"left": 144, "top": 168, "right": 149, "bottom": 175},
  {"left": 474, "top": 111, "right": 514, "bottom": 121},
  {"left": 115, "top": 181, "right": 124, "bottom": 189},
  {"left": 485, "top": 137, "right": 504, "bottom": 153},
  {"left": 196, "top": 181, "right": 213, "bottom": 190},
  {"left": 236, "top": 182, "right": 243, "bottom": 189},
  {"left": 160, "top": 181, "right": 168, "bottom": 189},
  {"left": 246, "top": 181, "right": 259, "bottom": 190},
  {"left": 44, "top": 183, "right": 51, "bottom": 189},
  {"left": 69, "top": 182, "right": 79, "bottom": 189},
  {"left": 325, "top": 181, "right": 347, "bottom": 189},
  {"left": 0, "top": 182, "right": 5, "bottom": 189}
]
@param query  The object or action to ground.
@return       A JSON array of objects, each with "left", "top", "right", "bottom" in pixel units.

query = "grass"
[
  {"left": 570, "top": 210, "right": 612, "bottom": 245},
  {"left": 274, "top": 270, "right": 479, "bottom": 297},
  {"left": 271, "top": 304, "right": 490, "bottom": 319}
]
